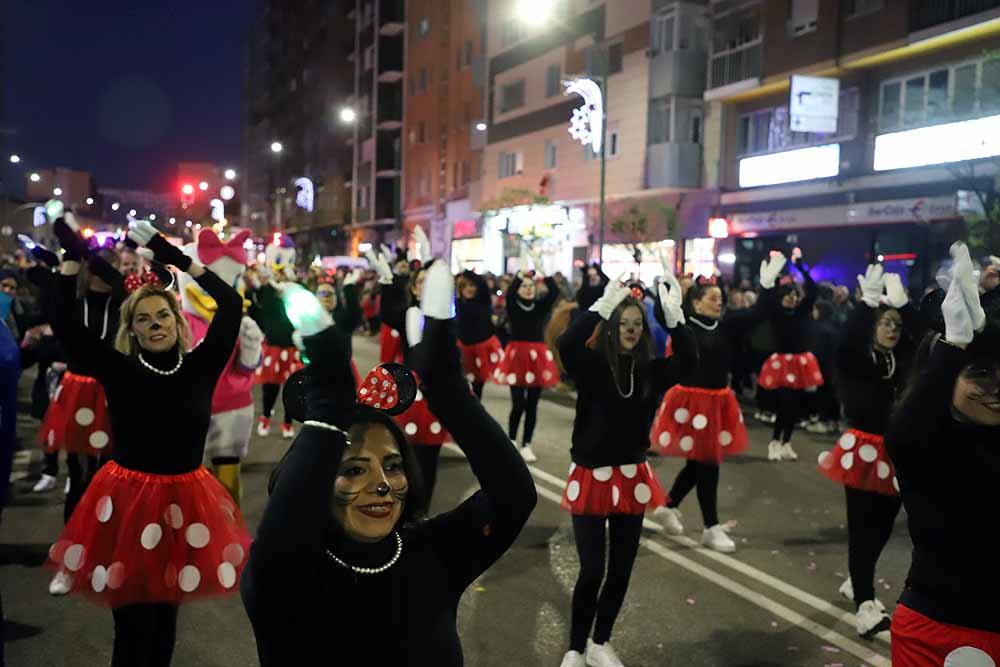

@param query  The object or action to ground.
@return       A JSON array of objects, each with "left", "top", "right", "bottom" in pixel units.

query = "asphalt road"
[{"left": 2, "top": 335, "right": 905, "bottom": 666}]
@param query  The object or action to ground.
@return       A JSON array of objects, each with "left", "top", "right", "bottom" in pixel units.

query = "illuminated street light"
[
  {"left": 181, "top": 183, "right": 195, "bottom": 196},
  {"left": 475, "top": 122, "right": 487, "bottom": 132},
  {"left": 29, "top": 173, "right": 40, "bottom": 182},
  {"left": 86, "top": 197, "right": 94, "bottom": 205},
  {"left": 220, "top": 185, "right": 236, "bottom": 201},
  {"left": 9, "top": 155, "right": 20, "bottom": 164},
  {"left": 516, "top": 0, "right": 555, "bottom": 25},
  {"left": 270, "top": 141, "right": 283, "bottom": 154},
  {"left": 224, "top": 168, "right": 237, "bottom": 180},
  {"left": 199, "top": 181, "right": 209, "bottom": 191},
  {"left": 185, "top": 220, "right": 193, "bottom": 227},
  {"left": 111, "top": 202, "right": 120, "bottom": 211},
  {"left": 195, "top": 223, "right": 202, "bottom": 230},
  {"left": 53, "top": 187, "right": 63, "bottom": 196},
  {"left": 149, "top": 214, "right": 156, "bottom": 221},
  {"left": 129, "top": 209, "right": 137, "bottom": 217},
  {"left": 169, "top": 217, "right": 176, "bottom": 224},
  {"left": 339, "top": 107, "right": 357, "bottom": 124}
]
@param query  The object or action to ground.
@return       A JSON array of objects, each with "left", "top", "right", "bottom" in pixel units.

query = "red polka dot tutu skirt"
[
  {"left": 492, "top": 341, "right": 559, "bottom": 388},
  {"left": 757, "top": 352, "right": 824, "bottom": 390},
  {"left": 255, "top": 343, "right": 303, "bottom": 385},
  {"left": 649, "top": 385, "right": 748, "bottom": 464},
  {"left": 817, "top": 429, "right": 899, "bottom": 496},
  {"left": 38, "top": 371, "right": 112, "bottom": 457},
  {"left": 560, "top": 461, "right": 668, "bottom": 516},
  {"left": 393, "top": 374, "right": 449, "bottom": 446},
  {"left": 380, "top": 323, "right": 403, "bottom": 364},
  {"left": 47, "top": 461, "right": 251, "bottom": 608},
  {"left": 458, "top": 335, "right": 504, "bottom": 384},
  {"left": 892, "top": 604, "right": 1000, "bottom": 666}
]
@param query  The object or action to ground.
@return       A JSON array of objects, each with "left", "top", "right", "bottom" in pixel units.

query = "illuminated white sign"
[
  {"left": 874, "top": 113, "right": 1000, "bottom": 171},
  {"left": 789, "top": 75, "right": 839, "bottom": 133},
  {"left": 728, "top": 196, "right": 959, "bottom": 234},
  {"left": 295, "top": 177, "right": 315, "bottom": 212},
  {"left": 564, "top": 78, "right": 604, "bottom": 153},
  {"left": 739, "top": 143, "right": 840, "bottom": 188},
  {"left": 33, "top": 206, "right": 47, "bottom": 227}
]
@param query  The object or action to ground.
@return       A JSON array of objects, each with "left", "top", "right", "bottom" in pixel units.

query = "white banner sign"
[
  {"left": 728, "top": 196, "right": 958, "bottom": 234},
  {"left": 789, "top": 75, "right": 839, "bottom": 133}
]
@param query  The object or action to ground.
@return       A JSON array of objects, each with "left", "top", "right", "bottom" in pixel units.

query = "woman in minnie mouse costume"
[
  {"left": 495, "top": 254, "right": 561, "bottom": 462},
  {"left": 250, "top": 267, "right": 303, "bottom": 440},
  {"left": 456, "top": 269, "right": 504, "bottom": 400},
  {"left": 886, "top": 242, "right": 1000, "bottom": 665},
  {"left": 43, "top": 218, "right": 250, "bottom": 666},
  {"left": 649, "top": 275, "right": 764, "bottom": 553},
  {"left": 556, "top": 273, "right": 684, "bottom": 667},
  {"left": 756, "top": 250, "right": 824, "bottom": 462},
  {"left": 241, "top": 261, "right": 536, "bottom": 666},
  {"left": 815, "top": 264, "right": 915, "bottom": 639}
]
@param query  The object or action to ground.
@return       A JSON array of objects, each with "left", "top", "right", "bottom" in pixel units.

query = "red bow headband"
[
  {"left": 124, "top": 271, "right": 162, "bottom": 294},
  {"left": 282, "top": 362, "right": 418, "bottom": 423},
  {"left": 197, "top": 228, "right": 251, "bottom": 266},
  {"left": 630, "top": 286, "right": 644, "bottom": 300}
]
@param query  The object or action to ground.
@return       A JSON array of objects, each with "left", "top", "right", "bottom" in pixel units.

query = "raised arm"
[
  {"left": 414, "top": 263, "right": 537, "bottom": 591},
  {"left": 539, "top": 276, "right": 560, "bottom": 311},
  {"left": 379, "top": 276, "right": 408, "bottom": 333},
  {"left": 557, "top": 310, "right": 604, "bottom": 388}
]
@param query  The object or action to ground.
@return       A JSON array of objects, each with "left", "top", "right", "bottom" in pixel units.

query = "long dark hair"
[
  {"left": 594, "top": 297, "right": 654, "bottom": 397},
  {"left": 682, "top": 281, "right": 722, "bottom": 319}
]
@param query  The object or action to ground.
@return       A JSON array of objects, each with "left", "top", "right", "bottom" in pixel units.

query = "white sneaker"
[
  {"left": 49, "top": 571, "right": 72, "bottom": 596},
  {"left": 653, "top": 506, "right": 684, "bottom": 535},
  {"left": 856, "top": 600, "right": 891, "bottom": 639},
  {"left": 256, "top": 418, "right": 271, "bottom": 437},
  {"left": 806, "top": 421, "right": 828, "bottom": 434},
  {"left": 767, "top": 440, "right": 783, "bottom": 461},
  {"left": 32, "top": 474, "right": 57, "bottom": 493},
  {"left": 838, "top": 576, "right": 854, "bottom": 602},
  {"left": 701, "top": 524, "right": 736, "bottom": 553},
  {"left": 281, "top": 424, "right": 295, "bottom": 439},
  {"left": 520, "top": 445, "right": 538, "bottom": 463},
  {"left": 762, "top": 411, "right": 776, "bottom": 424},
  {"left": 560, "top": 650, "right": 586, "bottom": 667},
  {"left": 779, "top": 442, "right": 798, "bottom": 461},
  {"left": 64, "top": 477, "right": 71, "bottom": 495},
  {"left": 586, "top": 640, "right": 624, "bottom": 667}
]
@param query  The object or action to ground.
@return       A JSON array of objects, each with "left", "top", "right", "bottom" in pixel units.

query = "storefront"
[{"left": 469, "top": 204, "right": 587, "bottom": 276}]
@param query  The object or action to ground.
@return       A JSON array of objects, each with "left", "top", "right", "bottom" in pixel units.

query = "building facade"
[{"left": 698, "top": 0, "right": 1000, "bottom": 292}]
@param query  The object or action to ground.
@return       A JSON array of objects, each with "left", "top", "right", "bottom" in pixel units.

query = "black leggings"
[
  {"left": 412, "top": 445, "right": 442, "bottom": 514},
  {"left": 112, "top": 603, "right": 179, "bottom": 667},
  {"left": 570, "top": 514, "right": 644, "bottom": 652},
  {"left": 472, "top": 380, "right": 485, "bottom": 400},
  {"left": 666, "top": 460, "right": 720, "bottom": 527},
  {"left": 42, "top": 451, "right": 59, "bottom": 477},
  {"left": 845, "top": 486, "right": 902, "bottom": 607},
  {"left": 261, "top": 383, "right": 291, "bottom": 426},
  {"left": 508, "top": 386, "right": 542, "bottom": 445},
  {"left": 772, "top": 388, "right": 806, "bottom": 442},
  {"left": 65, "top": 454, "right": 100, "bottom": 523}
]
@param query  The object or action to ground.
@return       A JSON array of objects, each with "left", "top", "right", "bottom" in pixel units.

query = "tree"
[
  {"left": 948, "top": 159, "right": 1000, "bottom": 257},
  {"left": 607, "top": 196, "right": 682, "bottom": 267}
]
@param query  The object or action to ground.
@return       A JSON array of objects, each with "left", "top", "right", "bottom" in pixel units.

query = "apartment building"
[{"left": 698, "top": 0, "right": 1000, "bottom": 292}]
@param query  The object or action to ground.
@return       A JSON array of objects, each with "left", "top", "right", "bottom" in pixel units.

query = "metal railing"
[{"left": 709, "top": 41, "right": 762, "bottom": 89}]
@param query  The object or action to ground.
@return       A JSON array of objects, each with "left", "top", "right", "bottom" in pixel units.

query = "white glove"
[
  {"left": 405, "top": 306, "right": 425, "bottom": 347},
  {"left": 657, "top": 247, "right": 672, "bottom": 275},
  {"left": 413, "top": 225, "right": 432, "bottom": 263},
  {"left": 127, "top": 220, "right": 158, "bottom": 246},
  {"left": 44, "top": 199, "right": 65, "bottom": 224},
  {"left": 759, "top": 252, "right": 787, "bottom": 289},
  {"left": 420, "top": 260, "right": 454, "bottom": 320},
  {"left": 589, "top": 272, "right": 631, "bottom": 320},
  {"left": 881, "top": 272, "right": 908, "bottom": 309},
  {"left": 343, "top": 268, "right": 361, "bottom": 287},
  {"left": 136, "top": 247, "right": 155, "bottom": 261},
  {"left": 658, "top": 273, "right": 686, "bottom": 328},
  {"left": 365, "top": 249, "right": 394, "bottom": 285},
  {"left": 857, "top": 264, "right": 885, "bottom": 308},
  {"left": 528, "top": 248, "right": 544, "bottom": 275},
  {"left": 238, "top": 316, "right": 264, "bottom": 368},
  {"left": 943, "top": 270, "right": 975, "bottom": 347},
  {"left": 952, "top": 242, "right": 986, "bottom": 332},
  {"left": 380, "top": 243, "right": 397, "bottom": 263}
]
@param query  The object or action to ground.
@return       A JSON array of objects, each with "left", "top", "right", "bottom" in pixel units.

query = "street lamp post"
[{"left": 270, "top": 141, "right": 284, "bottom": 231}]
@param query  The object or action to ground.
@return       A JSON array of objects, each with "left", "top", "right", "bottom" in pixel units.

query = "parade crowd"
[{"left": 2, "top": 210, "right": 999, "bottom": 666}]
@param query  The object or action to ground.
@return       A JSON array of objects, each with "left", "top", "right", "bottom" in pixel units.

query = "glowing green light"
[
  {"left": 281, "top": 283, "right": 327, "bottom": 330},
  {"left": 45, "top": 199, "right": 64, "bottom": 222}
]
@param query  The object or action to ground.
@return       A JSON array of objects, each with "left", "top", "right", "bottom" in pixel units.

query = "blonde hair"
[{"left": 114, "top": 285, "right": 192, "bottom": 356}]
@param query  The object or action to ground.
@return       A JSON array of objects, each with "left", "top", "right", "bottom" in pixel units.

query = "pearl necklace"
[
  {"left": 690, "top": 317, "right": 719, "bottom": 331},
  {"left": 138, "top": 351, "right": 184, "bottom": 376},
  {"left": 614, "top": 358, "right": 635, "bottom": 399},
  {"left": 326, "top": 531, "right": 403, "bottom": 575},
  {"left": 517, "top": 299, "right": 536, "bottom": 312}
]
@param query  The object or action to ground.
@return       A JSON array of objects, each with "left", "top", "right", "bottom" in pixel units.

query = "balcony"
[
  {"left": 651, "top": 50, "right": 708, "bottom": 99},
  {"left": 374, "top": 178, "right": 400, "bottom": 222},
  {"left": 911, "top": 0, "right": 1000, "bottom": 32},
  {"left": 375, "top": 133, "right": 401, "bottom": 174},
  {"left": 646, "top": 143, "right": 702, "bottom": 189},
  {"left": 378, "top": 35, "right": 403, "bottom": 79},
  {"left": 709, "top": 41, "right": 761, "bottom": 90},
  {"left": 376, "top": 82, "right": 403, "bottom": 126},
  {"left": 379, "top": 0, "right": 404, "bottom": 35},
  {"left": 707, "top": 1, "right": 762, "bottom": 91}
]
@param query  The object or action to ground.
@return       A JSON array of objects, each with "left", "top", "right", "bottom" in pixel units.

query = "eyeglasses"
[
  {"left": 877, "top": 318, "right": 902, "bottom": 331},
  {"left": 316, "top": 290, "right": 335, "bottom": 297}
]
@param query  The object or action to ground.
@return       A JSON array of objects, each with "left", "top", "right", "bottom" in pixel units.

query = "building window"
[
  {"left": 878, "top": 55, "right": 1000, "bottom": 131},
  {"left": 737, "top": 88, "right": 859, "bottom": 156},
  {"left": 419, "top": 17, "right": 430, "bottom": 36},
  {"left": 608, "top": 127, "right": 620, "bottom": 158},
  {"left": 652, "top": 11, "right": 675, "bottom": 53},
  {"left": 501, "top": 19, "right": 521, "bottom": 47},
  {"left": 648, "top": 98, "right": 672, "bottom": 144},
  {"left": 691, "top": 111, "right": 702, "bottom": 144},
  {"left": 419, "top": 67, "right": 428, "bottom": 93},
  {"left": 498, "top": 151, "right": 523, "bottom": 178},
  {"left": 787, "top": 0, "right": 818, "bottom": 37},
  {"left": 357, "top": 185, "right": 368, "bottom": 210},
  {"left": 546, "top": 63, "right": 562, "bottom": 98},
  {"left": 544, "top": 140, "right": 557, "bottom": 169},
  {"left": 586, "top": 42, "right": 624, "bottom": 77},
  {"left": 845, "top": 0, "right": 882, "bottom": 18},
  {"left": 500, "top": 80, "right": 525, "bottom": 113}
]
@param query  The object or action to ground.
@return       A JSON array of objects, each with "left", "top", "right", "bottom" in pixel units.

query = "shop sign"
[
  {"left": 789, "top": 75, "right": 840, "bottom": 133},
  {"left": 874, "top": 112, "right": 1000, "bottom": 171},
  {"left": 728, "top": 196, "right": 959, "bottom": 234},
  {"left": 452, "top": 218, "right": 478, "bottom": 239}
]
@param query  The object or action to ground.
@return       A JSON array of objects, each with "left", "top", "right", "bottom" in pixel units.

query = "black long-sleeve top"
[
  {"left": 761, "top": 267, "right": 817, "bottom": 353},
  {"left": 885, "top": 337, "right": 1000, "bottom": 632},
  {"left": 249, "top": 283, "right": 295, "bottom": 348},
  {"left": 241, "top": 321, "right": 537, "bottom": 666},
  {"left": 558, "top": 311, "right": 684, "bottom": 467},
  {"left": 456, "top": 272, "right": 495, "bottom": 345},
  {"left": 45, "top": 269, "right": 241, "bottom": 474},
  {"left": 506, "top": 276, "right": 558, "bottom": 342},
  {"left": 576, "top": 267, "right": 609, "bottom": 312},
  {"left": 836, "top": 303, "right": 918, "bottom": 435},
  {"left": 19, "top": 333, "right": 65, "bottom": 420},
  {"left": 332, "top": 284, "right": 363, "bottom": 339},
  {"left": 672, "top": 309, "right": 764, "bottom": 390}
]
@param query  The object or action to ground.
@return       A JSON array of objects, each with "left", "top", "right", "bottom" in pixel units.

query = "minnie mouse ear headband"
[
  {"left": 123, "top": 271, "right": 162, "bottom": 294},
  {"left": 282, "top": 362, "right": 418, "bottom": 424}
]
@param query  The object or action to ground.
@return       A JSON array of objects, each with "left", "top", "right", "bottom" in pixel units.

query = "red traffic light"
[{"left": 181, "top": 183, "right": 195, "bottom": 195}]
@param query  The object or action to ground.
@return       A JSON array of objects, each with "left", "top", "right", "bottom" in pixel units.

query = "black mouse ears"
[{"left": 282, "top": 363, "right": 418, "bottom": 423}]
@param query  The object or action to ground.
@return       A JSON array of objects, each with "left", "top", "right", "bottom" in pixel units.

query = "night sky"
[{"left": 2, "top": 0, "right": 252, "bottom": 195}]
